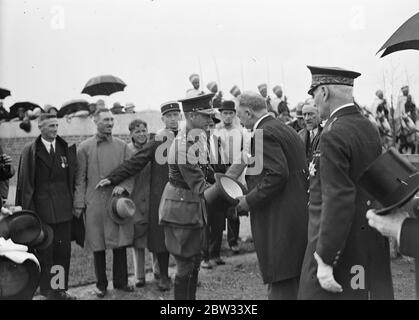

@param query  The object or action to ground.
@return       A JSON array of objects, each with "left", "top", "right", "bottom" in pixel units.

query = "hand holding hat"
[
  {"left": 366, "top": 208, "right": 409, "bottom": 242},
  {"left": 314, "top": 252, "right": 343, "bottom": 293}
]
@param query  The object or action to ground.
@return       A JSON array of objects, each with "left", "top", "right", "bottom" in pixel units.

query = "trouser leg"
[
  {"left": 157, "top": 252, "right": 170, "bottom": 279},
  {"left": 227, "top": 217, "right": 240, "bottom": 247},
  {"left": 51, "top": 221, "right": 72, "bottom": 291},
  {"left": 132, "top": 248, "right": 145, "bottom": 280},
  {"left": 93, "top": 250, "right": 108, "bottom": 291},
  {"left": 112, "top": 247, "right": 128, "bottom": 289}
]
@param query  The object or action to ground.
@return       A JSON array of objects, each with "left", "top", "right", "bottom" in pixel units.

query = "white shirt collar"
[
  {"left": 311, "top": 127, "right": 318, "bottom": 136},
  {"left": 330, "top": 103, "right": 354, "bottom": 118},
  {"left": 41, "top": 137, "right": 56, "bottom": 151},
  {"left": 253, "top": 113, "right": 271, "bottom": 131}
]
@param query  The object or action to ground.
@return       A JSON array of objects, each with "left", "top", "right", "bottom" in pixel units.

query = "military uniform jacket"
[
  {"left": 298, "top": 104, "right": 394, "bottom": 300},
  {"left": 159, "top": 127, "right": 212, "bottom": 227}
]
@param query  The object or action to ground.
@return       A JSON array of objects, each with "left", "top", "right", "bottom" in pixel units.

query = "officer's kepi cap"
[
  {"left": 307, "top": 66, "right": 361, "bottom": 96},
  {"left": 178, "top": 93, "right": 217, "bottom": 116},
  {"left": 160, "top": 101, "right": 181, "bottom": 115}
]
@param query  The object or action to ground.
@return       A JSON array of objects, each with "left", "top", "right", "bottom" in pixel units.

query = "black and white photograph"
[{"left": 1, "top": 0, "right": 419, "bottom": 305}]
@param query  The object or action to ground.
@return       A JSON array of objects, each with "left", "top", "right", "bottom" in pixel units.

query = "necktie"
[
  {"left": 310, "top": 131, "right": 315, "bottom": 143},
  {"left": 49, "top": 143, "right": 55, "bottom": 159}
]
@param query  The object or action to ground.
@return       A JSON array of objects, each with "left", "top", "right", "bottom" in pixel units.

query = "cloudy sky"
[{"left": 0, "top": 0, "right": 418, "bottom": 111}]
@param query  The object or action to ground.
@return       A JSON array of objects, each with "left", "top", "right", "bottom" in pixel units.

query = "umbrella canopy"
[
  {"left": 81, "top": 75, "right": 127, "bottom": 96},
  {"left": 378, "top": 12, "right": 419, "bottom": 57},
  {"left": 9, "top": 102, "right": 39, "bottom": 119},
  {"left": 58, "top": 99, "right": 89, "bottom": 118},
  {"left": 0, "top": 88, "right": 11, "bottom": 100}
]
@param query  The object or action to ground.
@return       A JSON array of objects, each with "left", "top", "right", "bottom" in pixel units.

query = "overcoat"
[
  {"left": 243, "top": 115, "right": 309, "bottom": 284},
  {"left": 73, "top": 135, "right": 133, "bottom": 252},
  {"left": 298, "top": 104, "right": 394, "bottom": 300},
  {"left": 16, "top": 135, "right": 76, "bottom": 224}
]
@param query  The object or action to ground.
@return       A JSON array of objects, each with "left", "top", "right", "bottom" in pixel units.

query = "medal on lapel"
[{"left": 60, "top": 156, "right": 68, "bottom": 168}]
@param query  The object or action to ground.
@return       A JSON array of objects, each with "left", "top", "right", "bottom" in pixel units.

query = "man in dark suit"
[
  {"left": 16, "top": 114, "right": 77, "bottom": 300},
  {"left": 298, "top": 99, "right": 322, "bottom": 165},
  {"left": 229, "top": 91, "right": 309, "bottom": 300},
  {"left": 298, "top": 66, "right": 394, "bottom": 300}
]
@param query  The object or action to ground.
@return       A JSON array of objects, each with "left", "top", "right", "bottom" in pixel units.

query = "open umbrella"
[
  {"left": 81, "top": 75, "right": 127, "bottom": 96},
  {"left": 58, "top": 99, "right": 89, "bottom": 118},
  {"left": 378, "top": 12, "right": 419, "bottom": 57},
  {"left": 0, "top": 88, "right": 11, "bottom": 100},
  {"left": 9, "top": 102, "right": 39, "bottom": 119}
]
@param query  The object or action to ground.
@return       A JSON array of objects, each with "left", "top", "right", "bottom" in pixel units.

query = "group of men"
[{"left": 4, "top": 62, "right": 411, "bottom": 301}]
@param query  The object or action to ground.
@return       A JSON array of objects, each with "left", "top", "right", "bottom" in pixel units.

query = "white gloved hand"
[{"left": 314, "top": 252, "right": 343, "bottom": 293}]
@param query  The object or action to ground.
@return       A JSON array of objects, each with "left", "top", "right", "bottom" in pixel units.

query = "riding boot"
[
  {"left": 186, "top": 269, "right": 199, "bottom": 300},
  {"left": 174, "top": 275, "right": 188, "bottom": 300}
]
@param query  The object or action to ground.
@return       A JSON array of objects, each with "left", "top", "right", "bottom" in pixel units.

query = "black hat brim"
[{"left": 374, "top": 172, "right": 419, "bottom": 215}]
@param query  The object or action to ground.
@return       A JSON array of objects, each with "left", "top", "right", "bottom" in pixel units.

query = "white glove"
[
  {"left": 366, "top": 209, "right": 408, "bottom": 244},
  {"left": 314, "top": 252, "right": 343, "bottom": 293}
]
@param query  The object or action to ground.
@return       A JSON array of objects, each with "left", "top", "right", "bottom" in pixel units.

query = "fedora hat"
[
  {"left": 0, "top": 211, "right": 42, "bottom": 247},
  {"left": 0, "top": 256, "right": 40, "bottom": 300},
  {"left": 109, "top": 194, "right": 136, "bottom": 225},
  {"left": 204, "top": 173, "right": 247, "bottom": 213},
  {"left": 359, "top": 148, "right": 419, "bottom": 215},
  {"left": 30, "top": 223, "right": 54, "bottom": 251}
]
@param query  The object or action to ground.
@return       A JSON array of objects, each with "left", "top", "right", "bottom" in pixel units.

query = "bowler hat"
[
  {"left": 0, "top": 257, "right": 40, "bottom": 300},
  {"left": 219, "top": 100, "right": 236, "bottom": 112},
  {"left": 109, "top": 194, "right": 136, "bottom": 225},
  {"left": 359, "top": 148, "right": 419, "bottom": 215},
  {"left": 204, "top": 173, "right": 247, "bottom": 213}
]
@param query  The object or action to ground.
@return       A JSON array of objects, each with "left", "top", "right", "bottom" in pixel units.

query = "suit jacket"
[
  {"left": 16, "top": 136, "right": 76, "bottom": 224},
  {"left": 298, "top": 126, "right": 322, "bottom": 164},
  {"left": 245, "top": 115, "right": 309, "bottom": 284},
  {"left": 298, "top": 104, "right": 394, "bottom": 300}
]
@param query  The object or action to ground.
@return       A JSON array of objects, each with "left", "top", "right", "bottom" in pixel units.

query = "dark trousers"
[
  {"left": 202, "top": 209, "right": 225, "bottom": 260},
  {"left": 202, "top": 224, "right": 223, "bottom": 260},
  {"left": 39, "top": 221, "right": 72, "bottom": 294},
  {"left": 93, "top": 247, "right": 128, "bottom": 291},
  {"left": 227, "top": 216, "right": 240, "bottom": 247},
  {"left": 268, "top": 277, "right": 299, "bottom": 300}
]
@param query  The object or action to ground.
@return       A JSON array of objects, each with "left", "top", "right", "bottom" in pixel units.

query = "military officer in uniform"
[
  {"left": 159, "top": 93, "right": 217, "bottom": 300},
  {"left": 298, "top": 66, "right": 394, "bottom": 300}
]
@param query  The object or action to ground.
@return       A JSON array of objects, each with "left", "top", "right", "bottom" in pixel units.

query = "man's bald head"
[
  {"left": 237, "top": 91, "right": 268, "bottom": 129},
  {"left": 238, "top": 91, "right": 267, "bottom": 112}
]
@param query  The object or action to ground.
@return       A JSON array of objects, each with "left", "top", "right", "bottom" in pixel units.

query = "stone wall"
[{"left": 0, "top": 111, "right": 165, "bottom": 202}]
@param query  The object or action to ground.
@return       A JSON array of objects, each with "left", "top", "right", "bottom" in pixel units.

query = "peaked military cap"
[
  {"left": 160, "top": 101, "right": 181, "bottom": 115},
  {"left": 307, "top": 66, "right": 361, "bottom": 96},
  {"left": 178, "top": 93, "right": 217, "bottom": 115}
]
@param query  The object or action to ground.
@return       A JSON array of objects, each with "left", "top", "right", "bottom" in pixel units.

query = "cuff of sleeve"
[{"left": 316, "top": 245, "right": 337, "bottom": 267}]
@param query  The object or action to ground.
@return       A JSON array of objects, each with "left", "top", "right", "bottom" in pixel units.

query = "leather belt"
[{"left": 169, "top": 178, "right": 190, "bottom": 190}]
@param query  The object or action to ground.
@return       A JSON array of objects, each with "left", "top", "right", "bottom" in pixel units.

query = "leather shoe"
[
  {"left": 114, "top": 284, "right": 135, "bottom": 292},
  {"left": 157, "top": 277, "right": 171, "bottom": 292},
  {"left": 54, "top": 291, "right": 77, "bottom": 300},
  {"left": 201, "top": 260, "right": 213, "bottom": 269},
  {"left": 135, "top": 278, "right": 146, "bottom": 288},
  {"left": 212, "top": 257, "right": 226, "bottom": 265},
  {"left": 94, "top": 287, "right": 107, "bottom": 298}
]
